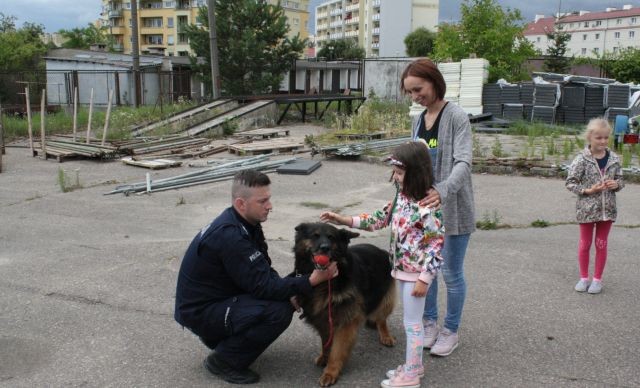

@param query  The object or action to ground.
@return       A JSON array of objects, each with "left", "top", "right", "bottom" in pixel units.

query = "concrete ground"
[{"left": 1, "top": 125, "right": 639, "bottom": 388}]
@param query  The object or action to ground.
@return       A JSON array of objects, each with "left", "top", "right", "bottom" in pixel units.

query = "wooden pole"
[
  {"left": 25, "top": 86, "right": 35, "bottom": 156},
  {"left": 40, "top": 89, "right": 47, "bottom": 159},
  {"left": 72, "top": 86, "right": 78, "bottom": 142},
  {"left": 86, "top": 88, "right": 94, "bottom": 144},
  {"left": 101, "top": 89, "right": 113, "bottom": 146}
]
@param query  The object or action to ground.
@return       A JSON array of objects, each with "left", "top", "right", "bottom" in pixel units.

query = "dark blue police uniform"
[{"left": 175, "top": 207, "right": 312, "bottom": 370}]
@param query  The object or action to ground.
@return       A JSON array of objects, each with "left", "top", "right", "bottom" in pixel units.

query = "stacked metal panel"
[
  {"left": 584, "top": 85, "right": 606, "bottom": 120},
  {"left": 500, "top": 84, "right": 522, "bottom": 120},
  {"left": 532, "top": 84, "right": 558, "bottom": 124},
  {"left": 558, "top": 86, "right": 585, "bottom": 124},
  {"left": 459, "top": 58, "right": 489, "bottom": 115},
  {"left": 520, "top": 83, "right": 534, "bottom": 121},
  {"left": 607, "top": 84, "right": 630, "bottom": 108},
  {"left": 438, "top": 62, "right": 461, "bottom": 105},
  {"left": 481, "top": 83, "right": 502, "bottom": 116}
]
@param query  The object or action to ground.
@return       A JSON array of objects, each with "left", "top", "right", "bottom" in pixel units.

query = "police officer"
[{"left": 175, "top": 169, "right": 338, "bottom": 385}]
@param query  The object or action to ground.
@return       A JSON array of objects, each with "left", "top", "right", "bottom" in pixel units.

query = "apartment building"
[
  {"left": 102, "top": 0, "right": 310, "bottom": 57},
  {"left": 315, "top": 0, "right": 439, "bottom": 58},
  {"left": 266, "top": 0, "right": 311, "bottom": 41},
  {"left": 524, "top": 4, "right": 640, "bottom": 58}
]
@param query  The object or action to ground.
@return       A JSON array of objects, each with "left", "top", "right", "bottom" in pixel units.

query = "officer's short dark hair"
[{"left": 232, "top": 169, "right": 271, "bottom": 200}]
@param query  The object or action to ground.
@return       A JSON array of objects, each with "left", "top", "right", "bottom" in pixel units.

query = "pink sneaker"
[
  {"left": 380, "top": 369, "right": 421, "bottom": 388},
  {"left": 385, "top": 364, "right": 424, "bottom": 379}
]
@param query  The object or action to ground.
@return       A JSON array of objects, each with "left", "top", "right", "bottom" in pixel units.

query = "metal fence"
[{"left": 0, "top": 69, "right": 196, "bottom": 112}]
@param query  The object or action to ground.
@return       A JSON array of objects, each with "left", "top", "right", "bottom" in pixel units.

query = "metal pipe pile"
[
  {"left": 105, "top": 154, "right": 297, "bottom": 195},
  {"left": 314, "top": 136, "right": 411, "bottom": 157},
  {"left": 42, "top": 140, "right": 119, "bottom": 159}
]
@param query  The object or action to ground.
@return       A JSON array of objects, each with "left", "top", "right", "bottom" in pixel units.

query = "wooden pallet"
[
  {"left": 334, "top": 131, "right": 387, "bottom": 141},
  {"left": 227, "top": 138, "right": 304, "bottom": 155},
  {"left": 234, "top": 128, "right": 291, "bottom": 139}
]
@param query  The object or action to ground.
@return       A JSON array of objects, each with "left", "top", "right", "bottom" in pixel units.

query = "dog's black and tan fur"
[{"left": 293, "top": 222, "right": 396, "bottom": 387}]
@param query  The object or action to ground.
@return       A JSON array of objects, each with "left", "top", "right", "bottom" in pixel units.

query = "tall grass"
[{"left": 1, "top": 101, "right": 195, "bottom": 142}]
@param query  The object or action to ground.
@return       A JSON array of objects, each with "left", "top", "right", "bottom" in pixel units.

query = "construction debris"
[
  {"left": 105, "top": 154, "right": 296, "bottom": 195},
  {"left": 121, "top": 157, "right": 182, "bottom": 169}
]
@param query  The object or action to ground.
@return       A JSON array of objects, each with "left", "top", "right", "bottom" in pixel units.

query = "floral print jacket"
[
  {"left": 351, "top": 192, "right": 445, "bottom": 285},
  {"left": 566, "top": 147, "right": 624, "bottom": 223}
]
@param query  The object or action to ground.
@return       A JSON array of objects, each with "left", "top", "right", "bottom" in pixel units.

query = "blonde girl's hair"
[{"left": 585, "top": 117, "right": 612, "bottom": 141}]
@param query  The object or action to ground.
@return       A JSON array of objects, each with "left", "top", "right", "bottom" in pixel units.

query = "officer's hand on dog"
[
  {"left": 309, "top": 262, "right": 339, "bottom": 286},
  {"left": 290, "top": 296, "right": 302, "bottom": 313}
]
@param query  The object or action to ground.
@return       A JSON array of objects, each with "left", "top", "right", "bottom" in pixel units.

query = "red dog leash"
[{"left": 313, "top": 255, "right": 334, "bottom": 352}]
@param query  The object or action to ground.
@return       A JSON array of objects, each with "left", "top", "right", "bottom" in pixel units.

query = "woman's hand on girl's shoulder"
[{"left": 418, "top": 188, "right": 441, "bottom": 208}]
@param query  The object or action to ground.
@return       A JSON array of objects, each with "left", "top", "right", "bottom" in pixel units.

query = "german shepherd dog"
[{"left": 293, "top": 222, "right": 396, "bottom": 387}]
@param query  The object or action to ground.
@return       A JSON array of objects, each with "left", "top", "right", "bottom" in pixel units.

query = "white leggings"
[{"left": 398, "top": 280, "right": 426, "bottom": 376}]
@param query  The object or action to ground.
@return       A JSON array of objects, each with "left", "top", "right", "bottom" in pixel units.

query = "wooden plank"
[
  {"left": 227, "top": 138, "right": 304, "bottom": 155},
  {"left": 235, "top": 128, "right": 290, "bottom": 139},
  {"left": 121, "top": 156, "right": 183, "bottom": 169}
]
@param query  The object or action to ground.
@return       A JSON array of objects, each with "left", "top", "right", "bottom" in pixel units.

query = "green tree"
[
  {"left": 403, "top": 27, "right": 436, "bottom": 57},
  {"left": 184, "top": 0, "right": 306, "bottom": 96},
  {"left": 543, "top": 23, "right": 571, "bottom": 73},
  {"left": 317, "top": 39, "right": 365, "bottom": 60},
  {"left": 607, "top": 48, "right": 640, "bottom": 83},
  {"left": 0, "top": 15, "right": 47, "bottom": 71},
  {"left": 59, "top": 23, "right": 108, "bottom": 49},
  {"left": 433, "top": 0, "right": 536, "bottom": 82}
]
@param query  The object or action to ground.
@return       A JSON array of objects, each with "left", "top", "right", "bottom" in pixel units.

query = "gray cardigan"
[{"left": 412, "top": 102, "right": 476, "bottom": 235}]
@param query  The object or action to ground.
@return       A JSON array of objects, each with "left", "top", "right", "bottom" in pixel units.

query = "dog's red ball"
[{"left": 314, "top": 255, "right": 330, "bottom": 266}]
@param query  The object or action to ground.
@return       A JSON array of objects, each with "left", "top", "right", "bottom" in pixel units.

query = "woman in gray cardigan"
[{"left": 401, "top": 58, "right": 476, "bottom": 357}]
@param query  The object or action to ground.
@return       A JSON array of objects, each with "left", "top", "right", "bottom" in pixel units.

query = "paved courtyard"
[{"left": 1, "top": 125, "right": 639, "bottom": 387}]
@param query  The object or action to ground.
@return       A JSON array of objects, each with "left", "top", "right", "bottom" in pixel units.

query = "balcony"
[
  {"left": 371, "top": 42, "right": 379, "bottom": 48},
  {"left": 372, "top": 0, "right": 381, "bottom": 8},
  {"left": 330, "top": 32, "right": 344, "bottom": 39},
  {"left": 109, "top": 25, "right": 126, "bottom": 35},
  {"left": 346, "top": 4, "right": 359, "bottom": 11},
  {"left": 330, "top": 21, "right": 343, "bottom": 28},
  {"left": 140, "top": 26, "right": 164, "bottom": 34},
  {"left": 112, "top": 43, "right": 124, "bottom": 52},
  {"left": 372, "top": 27, "right": 380, "bottom": 35},
  {"left": 345, "top": 30, "right": 359, "bottom": 37},
  {"left": 317, "top": 12, "right": 328, "bottom": 18},
  {"left": 330, "top": 8, "right": 343, "bottom": 16},
  {"left": 109, "top": 9, "right": 123, "bottom": 18},
  {"left": 175, "top": 1, "right": 190, "bottom": 9},
  {"left": 372, "top": 13, "right": 380, "bottom": 21},
  {"left": 345, "top": 16, "right": 359, "bottom": 25}
]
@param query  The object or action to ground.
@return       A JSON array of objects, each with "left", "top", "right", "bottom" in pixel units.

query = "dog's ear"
[{"left": 339, "top": 228, "right": 360, "bottom": 242}]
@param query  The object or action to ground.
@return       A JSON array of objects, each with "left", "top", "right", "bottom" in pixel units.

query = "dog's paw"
[
  {"left": 379, "top": 334, "right": 396, "bottom": 347},
  {"left": 318, "top": 372, "right": 338, "bottom": 387},
  {"left": 314, "top": 354, "right": 328, "bottom": 367}
]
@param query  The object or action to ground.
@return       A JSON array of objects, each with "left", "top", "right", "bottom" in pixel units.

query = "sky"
[{"left": 2, "top": 0, "right": 640, "bottom": 33}]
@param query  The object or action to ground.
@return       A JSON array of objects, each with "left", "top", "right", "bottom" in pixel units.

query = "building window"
[
  {"left": 168, "top": 35, "right": 174, "bottom": 45},
  {"left": 615, "top": 32, "right": 620, "bottom": 39},
  {"left": 168, "top": 17, "right": 174, "bottom": 28},
  {"left": 595, "top": 20, "right": 602, "bottom": 26},
  {"left": 594, "top": 47, "right": 599, "bottom": 54},
  {"left": 595, "top": 33, "right": 600, "bottom": 40},
  {"left": 536, "top": 37, "right": 541, "bottom": 43},
  {"left": 583, "top": 34, "right": 587, "bottom": 40},
  {"left": 631, "top": 31, "right": 636, "bottom": 38},
  {"left": 569, "top": 23, "right": 574, "bottom": 28},
  {"left": 613, "top": 47, "right": 619, "bottom": 53},
  {"left": 581, "top": 48, "right": 586, "bottom": 55},
  {"left": 293, "top": 18, "right": 299, "bottom": 25},
  {"left": 583, "top": 22, "right": 589, "bottom": 27},
  {"left": 617, "top": 18, "right": 622, "bottom": 25},
  {"left": 632, "top": 17, "right": 637, "bottom": 24}
]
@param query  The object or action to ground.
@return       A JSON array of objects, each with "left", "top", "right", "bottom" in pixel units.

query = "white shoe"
[
  {"left": 386, "top": 364, "right": 424, "bottom": 379},
  {"left": 430, "top": 328, "right": 458, "bottom": 357},
  {"left": 574, "top": 279, "right": 589, "bottom": 292},
  {"left": 423, "top": 320, "right": 439, "bottom": 349},
  {"left": 587, "top": 280, "right": 603, "bottom": 294}
]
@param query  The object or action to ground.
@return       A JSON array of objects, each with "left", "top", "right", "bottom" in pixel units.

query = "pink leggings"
[{"left": 578, "top": 221, "right": 613, "bottom": 280}]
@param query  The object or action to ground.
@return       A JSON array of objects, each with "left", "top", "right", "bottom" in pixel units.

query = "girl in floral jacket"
[
  {"left": 566, "top": 118, "right": 624, "bottom": 294},
  {"left": 320, "top": 141, "right": 444, "bottom": 388}
]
